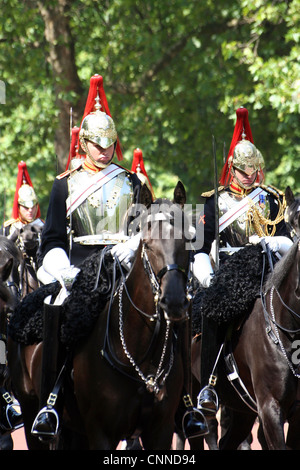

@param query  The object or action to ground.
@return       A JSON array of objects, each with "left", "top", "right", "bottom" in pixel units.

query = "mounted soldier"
[
  {"left": 2, "top": 161, "right": 43, "bottom": 243},
  {"left": 31, "top": 74, "right": 205, "bottom": 442},
  {"left": 193, "top": 107, "right": 293, "bottom": 419},
  {"left": 0, "top": 161, "right": 43, "bottom": 435}
]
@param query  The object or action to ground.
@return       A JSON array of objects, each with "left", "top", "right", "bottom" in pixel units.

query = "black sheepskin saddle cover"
[
  {"left": 192, "top": 244, "right": 267, "bottom": 336},
  {"left": 9, "top": 249, "right": 121, "bottom": 347}
]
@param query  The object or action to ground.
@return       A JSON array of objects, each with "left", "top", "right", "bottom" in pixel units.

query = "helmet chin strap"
[{"left": 231, "top": 168, "right": 257, "bottom": 191}]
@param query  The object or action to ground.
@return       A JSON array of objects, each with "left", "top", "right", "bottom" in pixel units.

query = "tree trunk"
[{"left": 37, "top": 0, "right": 85, "bottom": 173}]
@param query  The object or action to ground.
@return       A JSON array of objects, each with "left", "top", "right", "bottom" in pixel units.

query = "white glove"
[
  {"left": 111, "top": 234, "right": 141, "bottom": 271},
  {"left": 41, "top": 247, "right": 80, "bottom": 288},
  {"left": 264, "top": 236, "right": 293, "bottom": 256},
  {"left": 192, "top": 252, "right": 214, "bottom": 288},
  {"left": 249, "top": 235, "right": 293, "bottom": 256}
]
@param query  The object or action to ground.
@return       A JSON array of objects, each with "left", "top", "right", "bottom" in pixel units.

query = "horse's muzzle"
[{"left": 159, "top": 294, "right": 190, "bottom": 322}]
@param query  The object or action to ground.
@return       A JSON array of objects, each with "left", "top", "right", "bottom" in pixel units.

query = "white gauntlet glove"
[
  {"left": 37, "top": 247, "right": 80, "bottom": 289},
  {"left": 111, "top": 234, "right": 141, "bottom": 271},
  {"left": 192, "top": 252, "right": 214, "bottom": 288},
  {"left": 249, "top": 235, "right": 293, "bottom": 256}
]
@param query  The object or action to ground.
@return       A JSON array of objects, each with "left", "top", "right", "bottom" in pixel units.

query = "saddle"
[
  {"left": 8, "top": 248, "right": 123, "bottom": 347},
  {"left": 221, "top": 241, "right": 277, "bottom": 413},
  {"left": 192, "top": 243, "right": 277, "bottom": 336}
]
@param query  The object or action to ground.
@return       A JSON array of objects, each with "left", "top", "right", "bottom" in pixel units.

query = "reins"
[
  {"left": 261, "top": 239, "right": 300, "bottom": 378},
  {"left": 100, "top": 214, "right": 192, "bottom": 395}
]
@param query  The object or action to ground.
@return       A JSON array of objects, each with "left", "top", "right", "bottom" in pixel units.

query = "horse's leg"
[
  {"left": 141, "top": 421, "right": 174, "bottom": 450},
  {"left": 259, "top": 399, "right": 286, "bottom": 450},
  {"left": 219, "top": 409, "right": 256, "bottom": 450},
  {"left": 285, "top": 405, "right": 300, "bottom": 450}
]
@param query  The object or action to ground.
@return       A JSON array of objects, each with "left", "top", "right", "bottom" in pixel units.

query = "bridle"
[
  {"left": 261, "top": 239, "right": 300, "bottom": 378},
  {"left": 102, "top": 211, "right": 193, "bottom": 394}
]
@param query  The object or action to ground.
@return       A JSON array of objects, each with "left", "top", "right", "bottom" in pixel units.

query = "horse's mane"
[{"left": 265, "top": 239, "right": 299, "bottom": 292}]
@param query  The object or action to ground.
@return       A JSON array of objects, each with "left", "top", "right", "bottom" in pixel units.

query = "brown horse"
[
  {"left": 71, "top": 182, "right": 193, "bottom": 449},
  {"left": 192, "top": 230, "right": 300, "bottom": 450}
]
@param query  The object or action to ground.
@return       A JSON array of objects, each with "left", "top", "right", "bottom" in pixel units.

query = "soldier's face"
[
  {"left": 19, "top": 204, "right": 38, "bottom": 222},
  {"left": 86, "top": 141, "right": 115, "bottom": 166},
  {"left": 233, "top": 168, "right": 257, "bottom": 187}
]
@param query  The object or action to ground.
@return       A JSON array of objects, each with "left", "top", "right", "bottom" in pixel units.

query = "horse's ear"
[
  {"left": 173, "top": 181, "right": 186, "bottom": 207},
  {"left": 139, "top": 183, "right": 153, "bottom": 209},
  {"left": 285, "top": 186, "right": 295, "bottom": 207},
  {"left": 0, "top": 258, "right": 13, "bottom": 283}
]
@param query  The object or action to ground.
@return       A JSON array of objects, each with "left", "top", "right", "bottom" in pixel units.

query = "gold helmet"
[
  {"left": 18, "top": 184, "right": 38, "bottom": 208},
  {"left": 79, "top": 95, "right": 117, "bottom": 150},
  {"left": 232, "top": 137, "right": 261, "bottom": 175}
]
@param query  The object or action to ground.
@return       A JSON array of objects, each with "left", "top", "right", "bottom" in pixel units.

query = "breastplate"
[
  {"left": 219, "top": 190, "right": 270, "bottom": 247},
  {"left": 67, "top": 168, "right": 134, "bottom": 244}
]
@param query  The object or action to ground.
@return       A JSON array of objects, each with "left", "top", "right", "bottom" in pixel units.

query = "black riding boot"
[
  {"left": 177, "top": 317, "right": 208, "bottom": 439},
  {"left": 197, "top": 316, "right": 223, "bottom": 418},
  {"left": 31, "top": 296, "right": 61, "bottom": 440}
]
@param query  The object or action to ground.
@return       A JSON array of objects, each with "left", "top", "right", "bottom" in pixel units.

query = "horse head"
[
  {"left": 139, "top": 181, "right": 192, "bottom": 322},
  {"left": 18, "top": 224, "right": 42, "bottom": 257}
]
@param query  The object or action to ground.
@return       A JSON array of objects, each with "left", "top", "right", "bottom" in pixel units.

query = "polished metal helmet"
[
  {"left": 18, "top": 184, "right": 38, "bottom": 208},
  {"left": 79, "top": 96, "right": 117, "bottom": 150},
  {"left": 232, "top": 139, "right": 261, "bottom": 175}
]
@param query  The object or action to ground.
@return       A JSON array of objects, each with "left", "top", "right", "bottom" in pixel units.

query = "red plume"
[
  {"left": 12, "top": 161, "right": 41, "bottom": 219},
  {"left": 219, "top": 107, "right": 254, "bottom": 186},
  {"left": 131, "top": 148, "right": 155, "bottom": 197},
  {"left": 79, "top": 74, "right": 123, "bottom": 161}
]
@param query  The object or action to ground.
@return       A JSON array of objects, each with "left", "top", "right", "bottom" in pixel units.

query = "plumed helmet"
[
  {"left": 78, "top": 74, "right": 123, "bottom": 161},
  {"left": 18, "top": 184, "right": 38, "bottom": 208},
  {"left": 79, "top": 96, "right": 117, "bottom": 149},
  {"left": 12, "top": 161, "right": 41, "bottom": 219},
  {"left": 219, "top": 107, "right": 265, "bottom": 186},
  {"left": 232, "top": 138, "right": 261, "bottom": 175}
]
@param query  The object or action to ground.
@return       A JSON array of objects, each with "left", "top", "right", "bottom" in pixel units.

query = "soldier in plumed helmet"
[
  {"left": 32, "top": 74, "right": 145, "bottom": 439},
  {"left": 192, "top": 107, "right": 293, "bottom": 419},
  {"left": 2, "top": 161, "right": 43, "bottom": 239},
  {"left": 0, "top": 161, "right": 43, "bottom": 434}
]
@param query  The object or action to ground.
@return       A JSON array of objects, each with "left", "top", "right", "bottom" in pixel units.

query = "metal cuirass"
[
  {"left": 67, "top": 167, "right": 134, "bottom": 245},
  {"left": 218, "top": 189, "right": 270, "bottom": 248}
]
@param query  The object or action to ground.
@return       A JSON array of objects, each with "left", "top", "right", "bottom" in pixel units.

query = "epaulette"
[
  {"left": 201, "top": 186, "right": 224, "bottom": 198},
  {"left": 261, "top": 184, "right": 284, "bottom": 200},
  {"left": 4, "top": 218, "right": 18, "bottom": 228},
  {"left": 56, "top": 163, "right": 83, "bottom": 180}
]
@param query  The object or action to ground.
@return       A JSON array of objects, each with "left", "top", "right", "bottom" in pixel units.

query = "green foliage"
[{"left": 0, "top": 0, "right": 299, "bottom": 223}]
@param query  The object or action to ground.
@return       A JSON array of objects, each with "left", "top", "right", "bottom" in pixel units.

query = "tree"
[{"left": 0, "top": 0, "right": 299, "bottom": 222}]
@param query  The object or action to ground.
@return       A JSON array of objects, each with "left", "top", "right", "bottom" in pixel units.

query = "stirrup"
[
  {"left": 0, "top": 391, "right": 23, "bottom": 433},
  {"left": 197, "top": 385, "right": 219, "bottom": 417},
  {"left": 31, "top": 406, "right": 59, "bottom": 439}
]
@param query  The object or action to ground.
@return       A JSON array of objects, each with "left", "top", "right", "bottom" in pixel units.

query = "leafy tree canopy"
[{"left": 0, "top": 0, "right": 299, "bottom": 222}]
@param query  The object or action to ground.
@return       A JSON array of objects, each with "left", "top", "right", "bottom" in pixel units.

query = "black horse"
[
  {"left": 0, "top": 246, "right": 21, "bottom": 450},
  {"left": 71, "top": 182, "right": 193, "bottom": 449},
  {"left": 191, "top": 229, "right": 300, "bottom": 450},
  {"left": 9, "top": 182, "right": 196, "bottom": 450}
]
